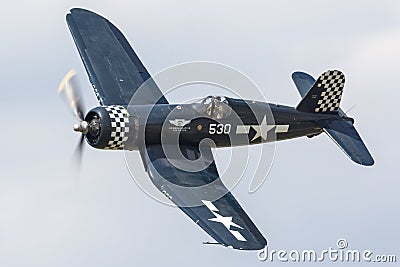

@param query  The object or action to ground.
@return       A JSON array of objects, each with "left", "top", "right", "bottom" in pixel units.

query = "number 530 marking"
[{"left": 209, "top": 123, "right": 231, "bottom": 134}]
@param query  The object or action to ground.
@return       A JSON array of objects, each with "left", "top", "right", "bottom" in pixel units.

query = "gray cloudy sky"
[{"left": 0, "top": 1, "right": 399, "bottom": 266}]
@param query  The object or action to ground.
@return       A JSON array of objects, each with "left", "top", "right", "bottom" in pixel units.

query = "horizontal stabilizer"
[
  {"left": 292, "top": 71, "right": 316, "bottom": 98},
  {"left": 317, "top": 119, "right": 374, "bottom": 166}
]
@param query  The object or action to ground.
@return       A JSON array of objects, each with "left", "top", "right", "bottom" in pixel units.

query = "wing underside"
[
  {"left": 139, "top": 144, "right": 267, "bottom": 250},
  {"left": 66, "top": 8, "right": 168, "bottom": 106}
]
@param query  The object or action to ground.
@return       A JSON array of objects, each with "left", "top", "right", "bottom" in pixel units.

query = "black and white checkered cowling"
[
  {"left": 104, "top": 105, "right": 130, "bottom": 149},
  {"left": 315, "top": 70, "right": 345, "bottom": 113}
]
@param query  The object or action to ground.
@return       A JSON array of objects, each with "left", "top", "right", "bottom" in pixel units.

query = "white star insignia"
[
  {"left": 235, "top": 115, "right": 289, "bottom": 141},
  {"left": 251, "top": 116, "right": 275, "bottom": 141},
  {"left": 209, "top": 213, "right": 243, "bottom": 230},
  {"left": 201, "top": 200, "right": 247, "bottom": 242}
]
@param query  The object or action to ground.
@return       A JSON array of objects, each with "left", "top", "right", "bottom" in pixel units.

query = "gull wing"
[
  {"left": 66, "top": 8, "right": 168, "bottom": 105},
  {"left": 139, "top": 144, "right": 267, "bottom": 250}
]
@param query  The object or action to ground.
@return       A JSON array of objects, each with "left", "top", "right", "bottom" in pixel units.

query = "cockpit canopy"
[{"left": 194, "top": 95, "right": 232, "bottom": 119}]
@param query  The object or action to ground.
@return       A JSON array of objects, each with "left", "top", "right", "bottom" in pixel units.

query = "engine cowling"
[{"left": 84, "top": 105, "right": 138, "bottom": 150}]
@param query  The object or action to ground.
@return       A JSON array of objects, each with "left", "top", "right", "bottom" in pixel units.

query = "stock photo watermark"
[
  {"left": 125, "top": 62, "right": 276, "bottom": 207},
  {"left": 257, "top": 238, "right": 396, "bottom": 263}
]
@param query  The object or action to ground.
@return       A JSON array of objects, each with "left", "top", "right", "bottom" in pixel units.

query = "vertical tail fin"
[
  {"left": 292, "top": 70, "right": 374, "bottom": 166},
  {"left": 296, "top": 70, "right": 345, "bottom": 113}
]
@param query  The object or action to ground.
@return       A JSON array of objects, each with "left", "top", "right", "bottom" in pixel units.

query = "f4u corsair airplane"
[{"left": 60, "top": 8, "right": 374, "bottom": 250}]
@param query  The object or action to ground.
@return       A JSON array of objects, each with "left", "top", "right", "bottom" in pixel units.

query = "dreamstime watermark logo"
[
  {"left": 124, "top": 62, "right": 277, "bottom": 207},
  {"left": 257, "top": 238, "right": 397, "bottom": 263}
]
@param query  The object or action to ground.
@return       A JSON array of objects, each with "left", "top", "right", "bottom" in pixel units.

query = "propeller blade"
[
  {"left": 58, "top": 69, "right": 85, "bottom": 121},
  {"left": 59, "top": 70, "right": 88, "bottom": 171},
  {"left": 73, "top": 134, "right": 85, "bottom": 171}
]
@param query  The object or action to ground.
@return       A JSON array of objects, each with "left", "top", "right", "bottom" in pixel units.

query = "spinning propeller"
[{"left": 58, "top": 69, "right": 88, "bottom": 167}]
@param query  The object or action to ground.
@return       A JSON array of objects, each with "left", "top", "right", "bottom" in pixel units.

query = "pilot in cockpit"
[{"left": 199, "top": 95, "right": 230, "bottom": 119}]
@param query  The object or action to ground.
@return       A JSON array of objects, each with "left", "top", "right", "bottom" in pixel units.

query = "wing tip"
[
  {"left": 68, "top": 8, "right": 109, "bottom": 23},
  {"left": 353, "top": 155, "right": 375, "bottom": 166}
]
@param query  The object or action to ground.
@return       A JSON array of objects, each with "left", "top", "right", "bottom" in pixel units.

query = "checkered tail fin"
[{"left": 296, "top": 70, "right": 345, "bottom": 113}]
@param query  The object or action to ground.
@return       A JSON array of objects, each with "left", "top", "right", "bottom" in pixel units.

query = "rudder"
[{"left": 296, "top": 70, "right": 345, "bottom": 113}]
